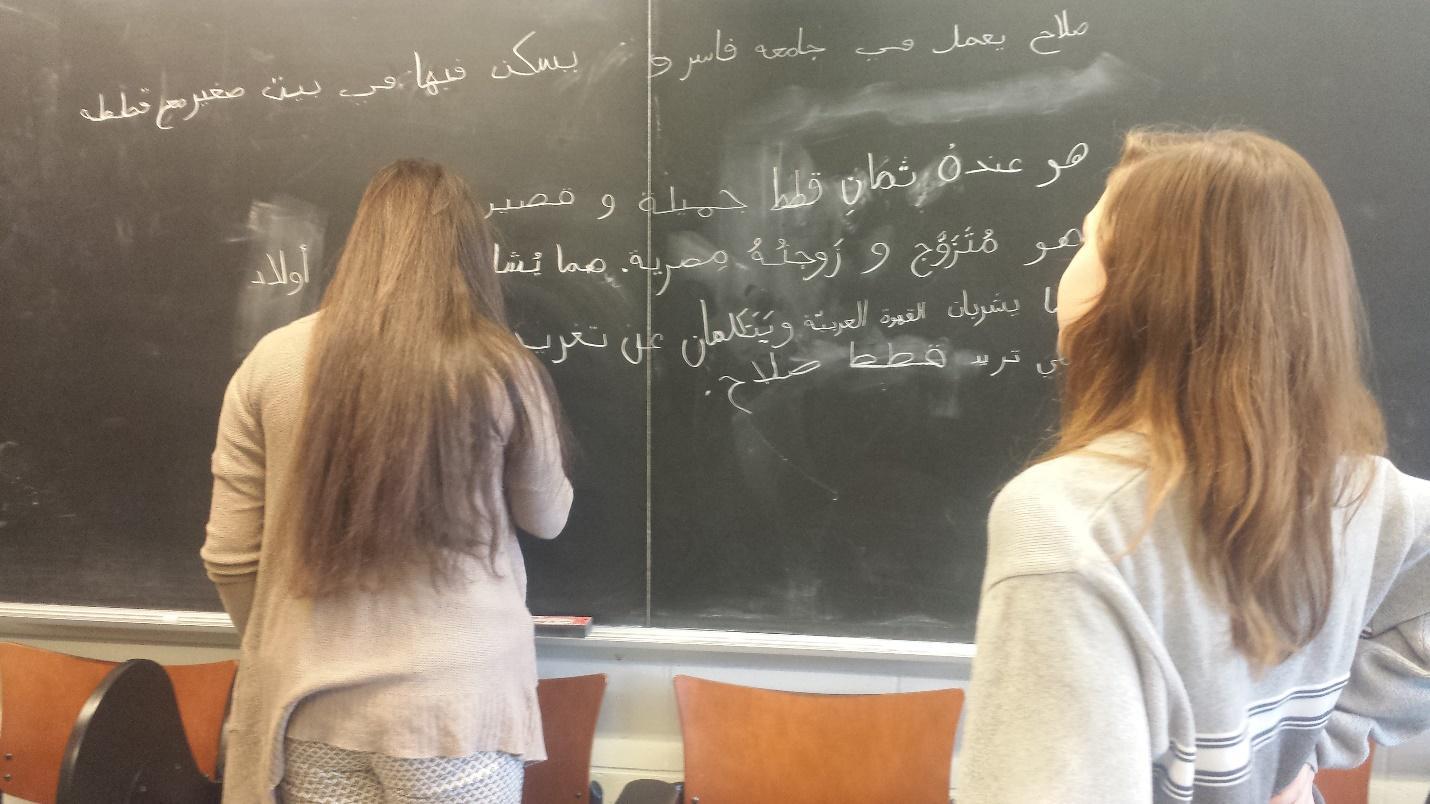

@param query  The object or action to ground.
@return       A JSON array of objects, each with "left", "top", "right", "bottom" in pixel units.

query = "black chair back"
[{"left": 57, "top": 659, "right": 221, "bottom": 804}]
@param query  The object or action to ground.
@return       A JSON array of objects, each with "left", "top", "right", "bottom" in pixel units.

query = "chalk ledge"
[{"left": 0, "top": 603, "right": 975, "bottom": 662}]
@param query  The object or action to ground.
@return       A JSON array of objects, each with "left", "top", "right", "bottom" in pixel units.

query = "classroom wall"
[{"left": 3, "top": 627, "right": 1427, "bottom": 802}]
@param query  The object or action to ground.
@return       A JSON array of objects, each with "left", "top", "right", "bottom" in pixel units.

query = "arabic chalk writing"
[
  {"left": 1030, "top": 10, "right": 1090, "bottom": 56},
  {"left": 855, "top": 38, "right": 915, "bottom": 58},
  {"left": 747, "top": 237, "right": 845, "bottom": 281},
  {"left": 260, "top": 77, "right": 322, "bottom": 102},
  {"left": 754, "top": 27, "right": 825, "bottom": 61},
  {"left": 849, "top": 341, "right": 949, "bottom": 370},
  {"left": 909, "top": 228, "right": 999, "bottom": 277},
  {"left": 1024, "top": 227, "right": 1084, "bottom": 265},
  {"left": 717, "top": 352, "right": 823, "bottom": 415},
  {"left": 491, "top": 31, "right": 578, "bottom": 80},
  {"left": 947, "top": 291, "right": 1021, "bottom": 326},
  {"left": 932, "top": 26, "right": 1007, "bottom": 54},
  {"left": 651, "top": 28, "right": 739, "bottom": 82},
  {"left": 1035, "top": 142, "right": 1090, "bottom": 188},
  {"left": 640, "top": 186, "right": 749, "bottom": 218},
  {"left": 250, "top": 245, "right": 313, "bottom": 296},
  {"left": 486, "top": 189, "right": 577, "bottom": 218}
]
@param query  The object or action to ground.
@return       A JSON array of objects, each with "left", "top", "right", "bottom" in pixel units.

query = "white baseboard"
[
  {"left": 1371, "top": 777, "right": 1430, "bottom": 804},
  {"left": 591, "top": 768, "right": 683, "bottom": 800}
]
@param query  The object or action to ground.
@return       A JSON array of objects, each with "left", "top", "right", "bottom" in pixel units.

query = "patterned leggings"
[{"left": 280, "top": 739, "right": 525, "bottom": 803}]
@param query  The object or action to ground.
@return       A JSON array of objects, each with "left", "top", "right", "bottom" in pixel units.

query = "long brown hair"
[
  {"left": 1050, "top": 129, "right": 1385, "bottom": 667},
  {"left": 283, "top": 159, "right": 564, "bottom": 597}
]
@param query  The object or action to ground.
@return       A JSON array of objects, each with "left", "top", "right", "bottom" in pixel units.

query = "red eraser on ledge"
[{"left": 533, "top": 615, "right": 594, "bottom": 637}]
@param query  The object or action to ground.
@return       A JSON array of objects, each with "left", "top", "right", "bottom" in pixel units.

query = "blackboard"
[{"left": 2, "top": 0, "right": 1427, "bottom": 641}]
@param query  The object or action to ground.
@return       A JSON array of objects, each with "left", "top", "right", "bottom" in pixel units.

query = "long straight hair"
[
  {"left": 1049, "top": 129, "right": 1385, "bottom": 668},
  {"left": 282, "top": 159, "right": 565, "bottom": 597}
]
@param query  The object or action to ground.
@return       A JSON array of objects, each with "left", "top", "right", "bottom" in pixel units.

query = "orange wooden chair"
[
  {"left": 0, "top": 643, "right": 117, "bottom": 802},
  {"left": 667, "top": 675, "right": 964, "bottom": 804},
  {"left": 523, "top": 674, "right": 607, "bottom": 804},
  {"left": 162, "top": 659, "right": 239, "bottom": 780},
  {"left": 0, "top": 642, "right": 236, "bottom": 803},
  {"left": 1316, "top": 745, "right": 1374, "bottom": 804}
]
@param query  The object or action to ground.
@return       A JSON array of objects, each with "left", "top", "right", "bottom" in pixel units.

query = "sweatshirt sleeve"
[
  {"left": 200, "top": 356, "right": 266, "bottom": 619},
  {"left": 959, "top": 571, "right": 1155, "bottom": 804},
  {"left": 1316, "top": 469, "right": 1430, "bottom": 768},
  {"left": 503, "top": 359, "right": 573, "bottom": 539}
]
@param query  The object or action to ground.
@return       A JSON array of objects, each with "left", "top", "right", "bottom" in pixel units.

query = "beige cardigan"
[{"left": 201, "top": 314, "right": 572, "bottom": 803}]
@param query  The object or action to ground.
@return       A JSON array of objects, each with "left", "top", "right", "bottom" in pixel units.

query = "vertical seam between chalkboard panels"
[{"left": 643, "top": 0, "right": 654, "bottom": 628}]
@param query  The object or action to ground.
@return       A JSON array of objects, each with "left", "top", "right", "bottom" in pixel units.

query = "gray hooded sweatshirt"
[{"left": 960, "top": 433, "right": 1429, "bottom": 803}]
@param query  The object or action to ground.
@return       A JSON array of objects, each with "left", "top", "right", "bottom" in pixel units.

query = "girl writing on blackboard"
[
  {"left": 960, "top": 130, "right": 1429, "bottom": 803},
  {"left": 202, "top": 159, "right": 572, "bottom": 803}
]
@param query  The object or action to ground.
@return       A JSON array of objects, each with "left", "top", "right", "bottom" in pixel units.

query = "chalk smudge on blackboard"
[
  {"left": 732, "top": 52, "right": 1157, "bottom": 138},
  {"left": 231, "top": 195, "right": 326, "bottom": 360}
]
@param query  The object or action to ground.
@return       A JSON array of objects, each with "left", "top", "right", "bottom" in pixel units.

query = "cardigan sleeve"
[
  {"left": 201, "top": 356, "right": 266, "bottom": 590},
  {"left": 503, "top": 359, "right": 572, "bottom": 539}
]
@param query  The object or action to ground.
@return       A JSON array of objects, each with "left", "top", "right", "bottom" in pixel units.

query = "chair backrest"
[
  {"left": 164, "top": 660, "right": 238, "bottom": 779},
  {"left": 1316, "top": 745, "right": 1375, "bottom": 804},
  {"left": 57, "top": 659, "right": 220, "bottom": 804},
  {"left": 523, "top": 674, "right": 608, "bottom": 804},
  {"left": 0, "top": 642, "right": 118, "bottom": 802},
  {"left": 673, "top": 675, "right": 964, "bottom": 804},
  {"left": 0, "top": 642, "right": 236, "bottom": 802}
]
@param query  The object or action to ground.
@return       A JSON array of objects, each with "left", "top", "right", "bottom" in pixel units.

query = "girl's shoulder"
[
  {"left": 985, "top": 434, "right": 1151, "bottom": 584},
  {"left": 230, "top": 313, "right": 321, "bottom": 407},
  {"left": 243, "top": 312, "right": 319, "bottom": 367},
  {"left": 993, "top": 432, "right": 1150, "bottom": 527},
  {"left": 1354, "top": 455, "right": 1430, "bottom": 554}
]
